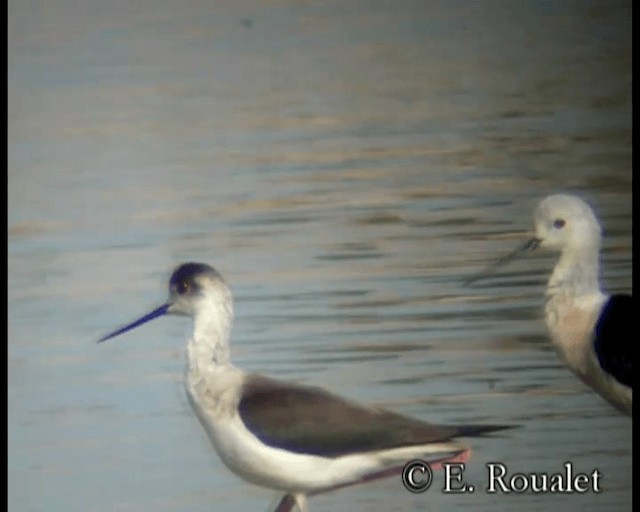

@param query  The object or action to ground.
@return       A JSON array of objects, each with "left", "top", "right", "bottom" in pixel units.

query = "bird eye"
[
  {"left": 177, "top": 281, "right": 190, "bottom": 295},
  {"left": 553, "top": 219, "right": 565, "bottom": 229}
]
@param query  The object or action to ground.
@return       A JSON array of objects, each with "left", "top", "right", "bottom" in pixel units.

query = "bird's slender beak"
[
  {"left": 98, "top": 303, "right": 170, "bottom": 343},
  {"left": 522, "top": 237, "right": 541, "bottom": 251},
  {"left": 464, "top": 237, "right": 542, "bottom": 286}
]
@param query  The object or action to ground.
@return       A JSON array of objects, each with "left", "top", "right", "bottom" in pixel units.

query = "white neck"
[
  {"left": 543, "top": 247, "right": 609, "bottom": 381},
  {"left": 546, "top": 248, "right": 601, "bottom": 300},
  {"left": 188, "top": 293, "right": 234, "bottom": 369}
]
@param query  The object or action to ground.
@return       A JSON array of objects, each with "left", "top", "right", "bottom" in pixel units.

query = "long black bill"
[
  {"left": 464, "top": 237, "right": 541, "bottom": 286},
  {"left": 98, "top": 303, "right": 170, "bottom": 343}
]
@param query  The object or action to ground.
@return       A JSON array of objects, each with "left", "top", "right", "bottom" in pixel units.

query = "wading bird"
[
  {"left": 100, "top": 262, "right": 511, "bottom": 511},
  {"left": 468, "top": 194, "right": 632, "bottom": 415}
]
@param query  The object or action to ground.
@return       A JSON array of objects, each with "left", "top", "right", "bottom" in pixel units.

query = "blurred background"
[{"left": 8, "top": 1, "right": 631, "bottom": 511}]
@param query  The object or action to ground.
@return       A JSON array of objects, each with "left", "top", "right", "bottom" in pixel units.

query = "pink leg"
[
  {"left": 271, "top": 494, "right": 296, "bottom": 512},
  {"left": 311, "top": 447, "right": 471, "bottom": 495}
]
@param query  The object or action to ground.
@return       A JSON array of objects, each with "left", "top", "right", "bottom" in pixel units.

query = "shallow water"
[{"left": 8, "top": 1, "right": 631, "bottom": 511}]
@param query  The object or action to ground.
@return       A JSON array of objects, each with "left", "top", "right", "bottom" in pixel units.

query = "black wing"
[
  {"left": 594, "top": 295, "right": 634, "bottom": 388},
  {"left": 238, "top": 374, "right": 509, "bottom": 458}
]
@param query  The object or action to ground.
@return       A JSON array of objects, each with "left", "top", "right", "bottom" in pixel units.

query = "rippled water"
[{"left": 8, "top": 1, "right": 631, "bottom": 511}]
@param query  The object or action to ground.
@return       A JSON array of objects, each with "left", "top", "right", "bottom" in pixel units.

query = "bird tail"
[{"left": 454, "top": 424, "right": 516, "bottom": 437}]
